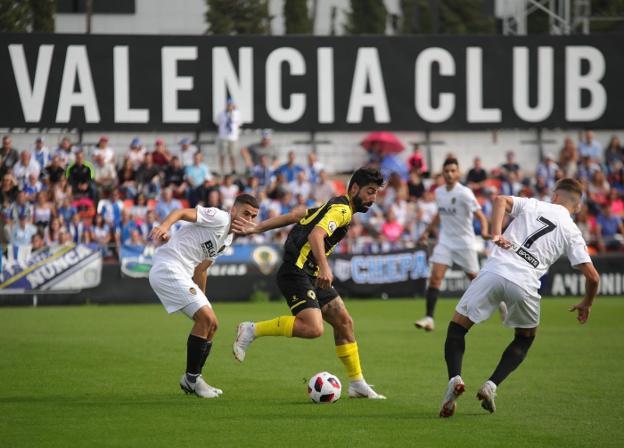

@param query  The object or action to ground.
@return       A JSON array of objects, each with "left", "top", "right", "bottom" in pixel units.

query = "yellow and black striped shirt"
[{"left": 283, "top": 196, "right": 353, "bottom": 276}]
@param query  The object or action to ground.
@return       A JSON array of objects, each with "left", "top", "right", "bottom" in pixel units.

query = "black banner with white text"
[{"left": 1, "top": 33, "right": 623, "bottom": 131}]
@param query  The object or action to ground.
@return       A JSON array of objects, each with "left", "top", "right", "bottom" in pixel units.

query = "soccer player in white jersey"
[
  {"left": 148, "top": 194, "right": 259, "bottom": 398},
  {"left": 414, "top": 158, "right": 493, "bottom": 331},
  {"left": 439, "top": 178, "right": 600, "bottom": 417}
]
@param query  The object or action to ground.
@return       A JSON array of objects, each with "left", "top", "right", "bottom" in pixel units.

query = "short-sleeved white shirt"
[
  {"left": 435, "top": 183, "right": 481, "bottom": 248},
  {"left": 217, "top": 109, "right": 241, "bottom": 141},
  {"left": 153, "top": 206, "right": 233, "bottom": 278},
  {"left": 482, "top": 197, "right": 592, "bottom": 294}
]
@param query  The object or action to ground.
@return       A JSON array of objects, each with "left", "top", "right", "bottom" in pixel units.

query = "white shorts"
[
  {"left": 430, "top": 243, "right": 480, "bottom": 274},
  {"left": 148, "top": 262, "right": 211, "bottom": 319},
  {"left": 455, "top": 271, "right": 540, "bottom": 328}
]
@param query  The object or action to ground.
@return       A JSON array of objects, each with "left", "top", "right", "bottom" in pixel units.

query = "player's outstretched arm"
[
  {"left": 231, "top": 206, "right": 306, "bottom": 235},
  {"left": 150, "top": 208, "right": 197, "bottom": 242},
  {"left": 569, "top": 262, "right": 600, "bottom": 324}
]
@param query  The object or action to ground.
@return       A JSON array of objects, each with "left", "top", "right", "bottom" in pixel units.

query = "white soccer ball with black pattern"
[{"left": 308, "top": 371, "right": 341, "bottom": 403}]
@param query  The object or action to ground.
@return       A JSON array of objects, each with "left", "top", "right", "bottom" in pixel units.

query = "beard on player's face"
[{"left": 352, "top": 188, "right": 375, "bottom": 213}]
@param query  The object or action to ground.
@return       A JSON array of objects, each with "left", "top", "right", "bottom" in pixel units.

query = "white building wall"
[
  {"left": 55, "top": 0, "right": 402, "bottom": 36},
  {"left": 55, "top": 0, "right": 207, "bottom": 35}
]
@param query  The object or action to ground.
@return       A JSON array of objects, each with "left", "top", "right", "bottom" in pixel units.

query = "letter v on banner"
[{"left": 8, "top": 44, "right": 54, "bottom": 123}]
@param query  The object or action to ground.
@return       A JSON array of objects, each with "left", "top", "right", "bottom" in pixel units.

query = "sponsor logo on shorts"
[
  {"left": 307, "top": 290, "right": 317, "bottom": 300},
  {"left": 515, "top": 247, "right": 539, "bottom": 268},
  {"left": 189, "top": 287, "right": 197, "bottom": 295}
]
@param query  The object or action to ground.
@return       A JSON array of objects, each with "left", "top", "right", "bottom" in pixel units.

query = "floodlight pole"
[{"left": 86, "top": 0, "right": 93, "bottom": 34}]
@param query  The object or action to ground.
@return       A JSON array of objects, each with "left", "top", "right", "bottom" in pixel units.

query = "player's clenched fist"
[{"left": 150, "top": 225, "right": 170, "bottom": 242}]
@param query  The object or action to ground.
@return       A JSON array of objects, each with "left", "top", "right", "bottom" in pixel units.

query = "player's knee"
[{"left": 308, "top": 321, "right": 324, "bottom": 338}]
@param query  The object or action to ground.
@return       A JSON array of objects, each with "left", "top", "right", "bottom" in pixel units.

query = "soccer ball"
[{"left": 308, "top": 371, "right": 341, "bottom": 403}]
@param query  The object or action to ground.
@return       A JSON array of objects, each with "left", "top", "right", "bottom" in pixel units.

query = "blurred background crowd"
[{"left": 1, "top": 128, "right": 623, "bottom": 262}]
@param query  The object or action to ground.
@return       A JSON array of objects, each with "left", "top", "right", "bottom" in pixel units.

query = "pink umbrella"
[{"left": 360, "top": 131, "right": 406, "bottom": 154}]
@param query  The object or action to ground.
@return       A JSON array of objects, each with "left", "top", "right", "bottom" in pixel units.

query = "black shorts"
[{"left": 276, "top": 262, "right": 340, "bottom": 316}]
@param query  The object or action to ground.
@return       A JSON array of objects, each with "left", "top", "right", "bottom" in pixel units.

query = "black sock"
[
  {"left": 425, "top": 287, "right": 439, "bottom": 318},
  {"left": 200, "top": 340, "right": 213, "bottom": 370},
  {"left": 489, "top": 334, "right": 535, "bottom": 385},
  {"left": 186, "top": 334, "right": 208, "bottom": 381},
  {"left": 444, "top": 321, "right": 468, "bottom": 379}
]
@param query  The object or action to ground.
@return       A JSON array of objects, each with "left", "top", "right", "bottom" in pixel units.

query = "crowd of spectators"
[{"left": 1, "top": 129, "right": 623, "bottom": 266}]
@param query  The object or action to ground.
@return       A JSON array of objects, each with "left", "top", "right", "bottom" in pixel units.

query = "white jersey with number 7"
[{"left": 481, "top": 197, "right": 592, "bottom": 294}]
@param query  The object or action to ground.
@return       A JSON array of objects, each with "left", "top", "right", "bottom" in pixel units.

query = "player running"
[
  {"left": 439, "top": 178, "right": 599, "bottom": 417},
  {"left": 148, "top": 194, "right": 259, "bottom": 398},
  {"left": 231, "top": 167, "right": 387, "bottom": 399},
  {"left": 414, "top": 158, "right": 502, "bottom": 331}
]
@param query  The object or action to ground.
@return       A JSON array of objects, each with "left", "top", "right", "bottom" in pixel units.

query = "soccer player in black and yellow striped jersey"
[{"left": 232, "top": 167, "right": 386, "bottom": 399}]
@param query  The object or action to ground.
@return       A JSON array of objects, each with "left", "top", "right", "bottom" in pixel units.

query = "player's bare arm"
[
  {"left": 475, "top": 209, "right": 490, "bottom": 239},
  {"left": 417, "top": 212, "right": 440, "bottom": 245},
  {"left": 491, "top": 195, "right": 514, "bottom": 248},
  {"left": 193, "top": 260, "right": 213, "bottom": 293},
  {"left": 231, "top": 206, "right": 306, "bottom": 235},
  {"left": 150, "top": 208, "right": 198, "bottom": 242},
  {"left": 308, "top": 226, "right": 333, "bottom": 289},
  {"left": 569, "top": 262, "right": 600, "bottom": 324}
]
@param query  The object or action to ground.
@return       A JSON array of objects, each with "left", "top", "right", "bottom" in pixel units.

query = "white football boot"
[
  {"left": 348, "top": 380, "right": 387, "bottom": 399},
  {"left": 439, "top": 375, "right": 465, "bottom": 417},
  {"left": 179, "top": 374, "right": 220, "bottom": 398},
  {"left": 477, "top": 380, "right": 497, "bottom": 413},
  {"left": 414, "top": 316, "right": 435, "bottom": 332},
  {"left": 233, "top": 322, "right": 256, "bottom": 362}
]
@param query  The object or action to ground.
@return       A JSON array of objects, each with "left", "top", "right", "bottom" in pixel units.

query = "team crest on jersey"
[
  {"left": 328, "top": 221, "right": 337, "bottom": 232},
  {"left": 189, "top": 287, "right": 197, "bottom": 295},
  {"left": 451, "top": 197, "right": 456, "bottom": 204}
]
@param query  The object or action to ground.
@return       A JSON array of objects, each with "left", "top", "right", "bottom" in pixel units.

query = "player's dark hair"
[
  {"left": 554, "top": 178, "right": 583, "bottom": 197},
  {"left": 443, "top": 158, "right": 459, "bottom": 168},
  {"left": 234, "top": 193, "right": 259, "bottom": 209},
  {"left": 348, "top": 167, "right": 384, "bottom": 191}
]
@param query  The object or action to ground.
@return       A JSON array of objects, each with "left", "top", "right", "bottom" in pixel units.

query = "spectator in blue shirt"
[
  {"left": 252, "top": 154, "right": 274, "bottom": 187},
  {"left": 274, "top": 151, "right": 304, "bottom": 182},
  {"left": 185, "top": 152, "right": 212, "bottom": 188},
  {"left": 33, "top": 137, "right": 51, "bottom": 170},
  {"left": 12, "top": 213, "right": 38, "bottom": 246},
  {"left": 578, "top": 130, "right": 603, "bottom": 163},
  {"left": 155, "top": 188, "right": 182, "bottom": 222},
  {"left": 595, "top": 205, "right": 624, "bottom": 253}
]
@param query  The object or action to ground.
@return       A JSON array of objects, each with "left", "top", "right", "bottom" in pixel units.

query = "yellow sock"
[
  {"left": 254, "top": 316, "right": 295, "bottom": 338},
  {"left": 335, "top": 342, "right": 363, "bottom": 381}
]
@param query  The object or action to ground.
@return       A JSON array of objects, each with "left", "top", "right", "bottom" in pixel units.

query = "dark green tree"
[
  {"left": 0, "top": 0, "right": 55, "bottom": 32},
  {"left": 284, "top": 0, "right": 312, "bottom": 34},
  {"left": 400, "top": 0, "right": 494, "bottom": 34},
  {"left": 0, "top": 0, "right": 32, "bottom": 32},
  {"left": 206, "top": 0, "right": 271, "bottom": 35},
  {"left": 29, "top": 0, "right": 55, "bottom": 32},
  {"left": 346, "top": 0, "right": 387, "bottom": 34}
]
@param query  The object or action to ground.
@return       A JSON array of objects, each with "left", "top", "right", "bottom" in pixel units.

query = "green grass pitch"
[{"left": 1, "top": 298, "right": 623, "bottom": 448}]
